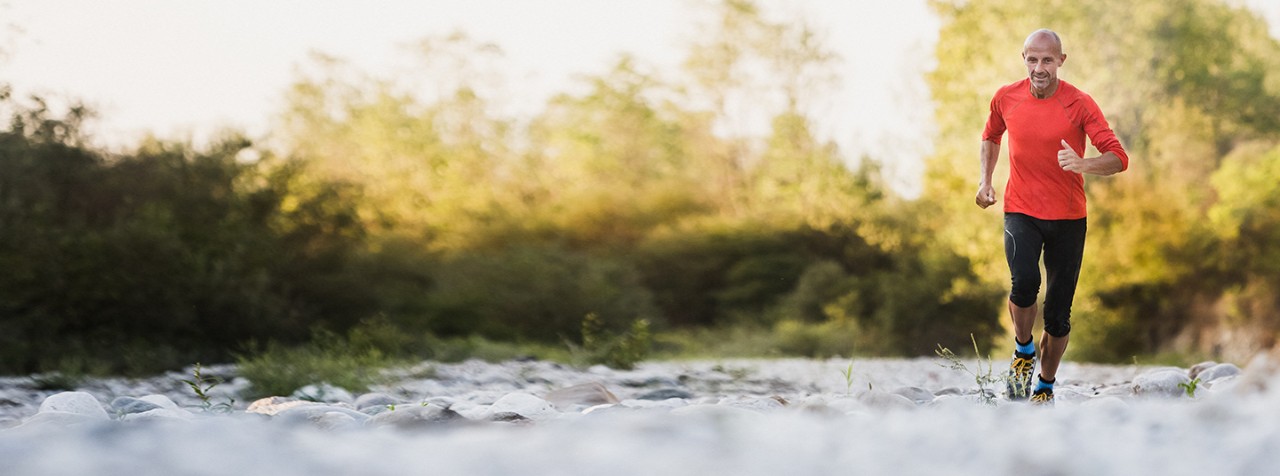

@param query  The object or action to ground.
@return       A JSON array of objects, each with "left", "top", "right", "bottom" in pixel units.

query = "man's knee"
[{"left": 1009, "top": 277, "right": 1040, "bottom": 308}]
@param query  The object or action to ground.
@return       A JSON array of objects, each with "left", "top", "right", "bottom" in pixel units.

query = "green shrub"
[
  {"left": 568, "top": 313, "right": 653, "bottom": 370},
  {"left": 236, "top": 328, "right": 395, "bottom": 399},
  {"left": 422, "top": 244, "right": 658, "bottom": 343},
  {"left": 774, "top": 319, "right": 862, "bottom": 358}
]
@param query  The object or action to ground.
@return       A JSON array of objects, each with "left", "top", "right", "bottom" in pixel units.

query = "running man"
[{"left": 975, "top": 29, "right": 1130, "bottom": 404}]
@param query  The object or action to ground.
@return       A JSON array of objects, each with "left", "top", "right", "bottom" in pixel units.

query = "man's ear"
[{"left": 1059, "top": 53, "right": 1067, "bottom": 65}]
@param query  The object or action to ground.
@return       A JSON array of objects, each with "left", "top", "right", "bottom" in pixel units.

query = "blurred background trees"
[{"left": 1, "top": 0, "right": 1277, "bottom": 375}]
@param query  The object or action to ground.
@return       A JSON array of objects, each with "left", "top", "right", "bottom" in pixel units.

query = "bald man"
[{"left": 975, "top": 29, "right": 1130, "bottom": 405}]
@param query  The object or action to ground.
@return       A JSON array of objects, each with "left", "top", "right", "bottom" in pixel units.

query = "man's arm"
[
  {"left": 1057, "top": 140, "right": 1124, "bottom": 176},
  {"left": 975, "top": 140, "right": 999, "bottom": 208}
]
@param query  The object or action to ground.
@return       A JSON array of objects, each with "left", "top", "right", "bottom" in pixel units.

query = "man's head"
[{"left": 1022, "top": 29, "right": 1065, "bottom": 98}]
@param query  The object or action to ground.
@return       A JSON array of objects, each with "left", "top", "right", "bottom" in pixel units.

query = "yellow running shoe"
[
  {"left": 1006, "top": 351, "right": 1036, "bottom": 400},
  {"left": 1030, "top": 387, "right": 1055, "bottom": 406}
]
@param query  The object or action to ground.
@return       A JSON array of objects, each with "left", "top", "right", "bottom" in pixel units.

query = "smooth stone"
[
  {"left": 636, "top": 388, "right": 694, "bottom": 401},
  {"left": 1097, "top": 384, "right": 1136, "bottom": 397},
  {"left": 544, "top": 382, "right": 619, "bottom": 410},
  {"left": 718, "top": 395, "right": 787, "bottom": 412},
  {"left": 448, "top": 402, "right": 491, "bottom": 421},
  {"left": 856, "top": 389, "right": 917, "bottom": 411},
  {"left": 933, "top": 387, "right": 965, "bottom": 396},
  {"left": 138, "top": 395, "right": 181, "bottom": 411},
  {"left": 120, "top": 408, "right": 195, "bottom": 423},
  {"left": 39, "top": 392, "right": 108, "bottom": 420},
  {"left": 354, "top": 393, "right": 402, "bottom": 410},
  {"left": 489, "top": 412, "right": 531, "bottom": 423},
  {"left": 619, "top": 398, "right": 689, "bottom": 409},
  {"left": 1197, "top": 363, "right": 1241, "bottom": 383},
  {"left": 927, "top": 394, "right": 984, "bottom": 408},
  {"left": 247, "top": 397, "right": 320, "bottom": 416},
  {"left": 275, "top": 404, "right": 369, "bottom": 425},
  {"left": 292, "top": 383, "right": 355, "bottom": 404},
  {"left": 1133, "top": 370, "right": 1192, "bottom": 398},
  {"left": 313, "top": 412, "right": 360, "bottom": 431},
  {"left": 111, "top": 396, "right": 163, "bottom": 415},
  {"left": 620, "top": 376, "right": 681, "bottom": 387},
  {"left": 1189, "top": 361, "right": 1218, "bottom": 380},
  {"left": 366, "top": 405, "right": 465, "bottom": 430},
  {"left": 1207, "top": 375, "right": 1241, "bottom": 395},
  {"left": 582, "top": 403, "right": 616, "bottom": 415},
  {"left": 1054, "top": 387, "right": 1092, "bottom": 403},
  {"left": 423, "top": 396, "right": 457, "bottom": 409},
  {"left": 488, "top": 392, "right": 558, "bottom": 421},
  {"left": 892, "top": 386, "right": 936, "bottom": 404}
]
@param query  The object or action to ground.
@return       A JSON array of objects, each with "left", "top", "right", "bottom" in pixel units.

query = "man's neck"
[{"left": 1030, "top": 79, "right": 1060, "bottom": 99}]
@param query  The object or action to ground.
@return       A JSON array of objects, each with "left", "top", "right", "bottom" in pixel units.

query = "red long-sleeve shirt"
[{"left": 982, "top": 78, "right": 1129, "bottom": 220}]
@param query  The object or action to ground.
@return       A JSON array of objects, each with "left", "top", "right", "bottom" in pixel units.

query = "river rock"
[
  {"left": 636, "top": 388, "right": 694, "bottom": 401},
  {"left": 111, "top": 396, "right": 164, "bottom": 415},
  {"left": 1189, "top": 361, "right": 1218, "bottom": 380},
  {"left": 275, "top": 404, "right": 369, "bottom": 426},
  {"left": 544, "top": 382, "right": 619, "bottom": 410},
  {"left": 366, "top": 404, "right": 465, "bottom": 430},
  {"left": 247, "top": 397, "right": 320, "bottom": 416},
  {"left": 39, "top": 392, "right": 108, "bottom": 420},
  {"left": 139, "top": 395, "right": 182, "bottom": 410},
  {"left": 120, "top": 408, "right": 196, "bottom": 423},
  {"left": 354, "top": 392, "right": 402, "bottom": 411},
  {"left": 312, "top": 411, "right": 359, "bottom": 431},
  {"left": 856, "top": 389, "right": 917, "bottom": 410},
  {"left": 292, "top": 383, "right": 355, "bottom": 404},
  {"left": 1097, "top": 384, "right": 1136, "bottom": 397},
  {"left": 1197, "top": 363, "right": 1241, "bottom": 383},
  {"left": 718, "top": 395, "right": 787, "bottom": 412},
  {"left": 488, "top": 392, "right": 558, "bottom": 421},
  {"left": 892, "top": 386, "right": 936, "bottom": 404},
  {"left": 1133, "top": 369, "right": 1192, "bottom": 398}
]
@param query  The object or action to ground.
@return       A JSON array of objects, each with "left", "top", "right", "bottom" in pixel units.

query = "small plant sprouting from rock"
[
  {"left": 181, "top": 363, "right": 235, "bottom": 413},
  {"left": 1179, "top": 377, "right": 1202, "bottom": 398},
  {"left": 840, "top": 361, "right": 855, "bottom": 394},
  {"left": 935, "top": 334, "right": 1003, "bottom": 406}
]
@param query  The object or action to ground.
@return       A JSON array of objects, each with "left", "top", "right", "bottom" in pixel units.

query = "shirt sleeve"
[
  {"left": 981, "top": 92, "right": 1006, "bottom": 144},
  {"left": 1080, "top": 95, "right": 1129, "bottom": 172}
]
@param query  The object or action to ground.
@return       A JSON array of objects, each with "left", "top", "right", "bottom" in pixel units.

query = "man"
[{"left": 975, "top": 29, "right": 1129, "bottom": 405}]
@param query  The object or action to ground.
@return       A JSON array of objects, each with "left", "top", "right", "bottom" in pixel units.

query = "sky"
[{"left": 4, "top": 0, "right": 1280, "bottom": 197}]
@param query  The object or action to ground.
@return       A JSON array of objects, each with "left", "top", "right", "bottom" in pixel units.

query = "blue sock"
[
  {"left": 1015, "top": 337, "right": 1035, "bottom": 356},
  {"left": 1035, "top": 375, "right": 1054, "bottom": 393}
]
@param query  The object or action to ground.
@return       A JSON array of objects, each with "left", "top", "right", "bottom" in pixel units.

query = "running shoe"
[
  {"left": 1006, "top": 351, "right": 1036, "bottom": 400},
  {"left": 1030, "top": 387, "right": 1055, "bottom": 406}
]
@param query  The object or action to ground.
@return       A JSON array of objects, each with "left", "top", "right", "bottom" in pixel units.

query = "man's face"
[{"left": 1022, "top": 38, "right": 1064, "bottom": 95}]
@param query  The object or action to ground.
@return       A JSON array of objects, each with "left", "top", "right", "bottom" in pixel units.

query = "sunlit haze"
[
  {"left": 4, "top": 1, "right": 1280, "bottom": 197},
  {"left": 4, "top": 0, "right": 941, "bottom": 196}
]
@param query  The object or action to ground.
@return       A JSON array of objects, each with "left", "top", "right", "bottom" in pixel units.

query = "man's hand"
[
  {"left": 975, "top": 183, "right": 997, "bottom": 209},
  {"left": 1058, "top": 139, "right": 1084, "bottom": 174}
]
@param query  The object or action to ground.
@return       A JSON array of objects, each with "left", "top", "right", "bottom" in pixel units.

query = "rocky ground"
[{"left": 1, "top": 355, "right": 1277, "bottom": 475}]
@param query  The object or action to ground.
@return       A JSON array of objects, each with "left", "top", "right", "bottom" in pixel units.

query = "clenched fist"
[{"left": 975, "top": 183, "right": 997, "bottom": 209}]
